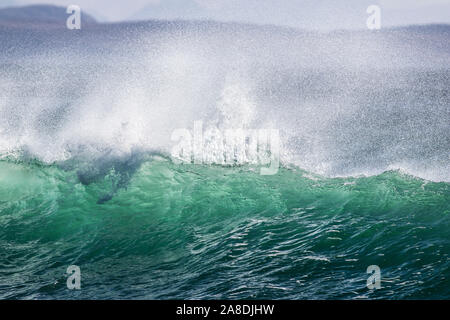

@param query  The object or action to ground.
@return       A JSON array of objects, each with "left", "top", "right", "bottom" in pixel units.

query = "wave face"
[
  {"left": 0, "top": 21, "right": 449, "bottom": 299},
  {"left": 0, "top": 157, "right": 449, "bottom": 299}
]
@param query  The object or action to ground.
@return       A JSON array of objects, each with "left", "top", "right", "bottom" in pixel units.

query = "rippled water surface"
[{"left": 1, "top": 158, "right": 448, "bottom": 299}]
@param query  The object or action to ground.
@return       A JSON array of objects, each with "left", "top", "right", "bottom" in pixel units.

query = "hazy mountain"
[
  {"left": 0, "top": 4, "right": 97, "bottom": 27},
  {"left": 128, "top": 0, "right": 450, "bottom": 30},
  {"left": 130, "top": 0, "right": 208, "bottom": 21},
  {"left": 382, "top": 3, "right": 450, "bottom": 26}
]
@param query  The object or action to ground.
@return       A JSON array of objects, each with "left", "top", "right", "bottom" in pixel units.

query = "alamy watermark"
[
  {"left": 366, "top": 5, "right": 381, "bottom": 30},
  {"left": 66, "top": 5, "right": 81, "bottom": 30},
  {"left": 171, "top": 121, "right": 280, "bottom": 175},
  {"left": 366, "top": 265, "right": 381, "bottom": 289},
  {"left": 66, "top": 265, "right": 81, "bottom": 290}
]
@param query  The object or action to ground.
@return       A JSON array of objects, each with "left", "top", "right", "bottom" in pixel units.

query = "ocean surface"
[
  {"left": 1, "top": 157, "right": 450, "bottom": 299},
  {"left": 0, "top": 21, "right": 449, "bottom": 299}
]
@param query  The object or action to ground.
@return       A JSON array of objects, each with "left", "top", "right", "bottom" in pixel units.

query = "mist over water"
[
  {"left": 0, "top": 21, "right": 449, "bottom": 299},
  {"left": 0, "top": 22, "right": 449, "bottom": 181}
]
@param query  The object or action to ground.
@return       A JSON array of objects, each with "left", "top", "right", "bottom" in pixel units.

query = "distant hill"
[
  {"left": 130, "top": 0, "right": 208, "bottom": 21},
  {"left": 0, "top": 5, "right": 97, "bottom": 28},
  {"left": 128, "top": 0, "right": 450, "bottom": 31}
]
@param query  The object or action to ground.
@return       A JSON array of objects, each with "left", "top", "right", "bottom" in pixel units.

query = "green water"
[{"left": 0, "top": 156, "right": 449, "bottom": 299}]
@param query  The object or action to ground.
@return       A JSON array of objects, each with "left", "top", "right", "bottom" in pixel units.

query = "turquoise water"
[{"left": 1, "top": 156, "right": 449, "bottom": 299}]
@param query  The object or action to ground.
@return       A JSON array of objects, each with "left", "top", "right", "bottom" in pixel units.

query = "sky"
[{"left": 2, "top": 0, "right": 450, "bottom": 29}]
